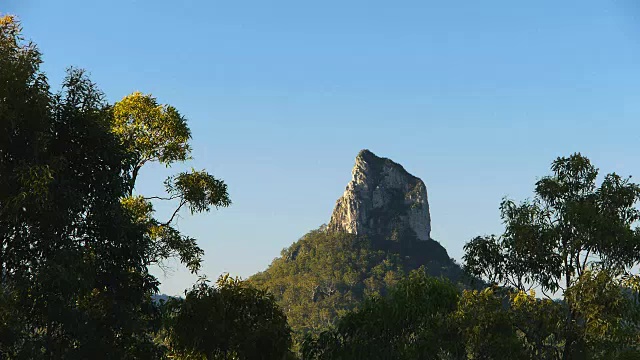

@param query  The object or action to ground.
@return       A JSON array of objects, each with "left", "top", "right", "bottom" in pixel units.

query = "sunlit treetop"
[
  {"left": 111, "top": 91, "right": 230, "bottom": 274},
  {"left": 112, "top": 92, "right": 191, "bottom": 171}
]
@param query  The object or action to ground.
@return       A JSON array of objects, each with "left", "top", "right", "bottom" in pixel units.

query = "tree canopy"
[
  {"left": 301, "top": 269, "right": 460, "bottom": 360},
  {"left": 113, "top": 91, "right": 231, "bottom": 274},
  {"left": 161, "top": 275, "right": 292, "bottom": 360},
  {"left": 0, "top": 15, "right": 230, "bottom": 358},
  {"left": 464, "top": 153, "right": 640, "bottom": 358},
  {"left": 0, "top": 15, "right": 159, "bottom": 358}
]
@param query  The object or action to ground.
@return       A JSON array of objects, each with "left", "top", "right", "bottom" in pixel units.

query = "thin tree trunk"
[{"left": 562, "top": 270, "right": 573, "bottom": 360}]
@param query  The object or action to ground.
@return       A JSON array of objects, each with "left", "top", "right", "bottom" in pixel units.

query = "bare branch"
[
  {"left": 581, "top": 249, "right": 591, "bottom": 274},
  {"left": 143, "top": 195, "right": 180, "bottom": 201},
  {"left": 165, "top": 199, "right": 187, "bottom": 226},
  {"left": 129, "top": 159, "right": 149, "bottom": 195}
]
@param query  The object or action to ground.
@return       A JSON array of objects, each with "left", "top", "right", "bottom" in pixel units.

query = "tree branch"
[
  {"left": 144, "top": 195, "right": 180, "bottom": 201},
  {"left": 541, "top": 288, "right": 554, "bottom": 300},
  {"left": 165, "top": 199, "right": 187, "bottom": 226},
  {"left": 129, "top": 158, "right": 149, "bottom": 195},
  {"left": 580, "top": 249, "right": 591, "bottom": 275}
]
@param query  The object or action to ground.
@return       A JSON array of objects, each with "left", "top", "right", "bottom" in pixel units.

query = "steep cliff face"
[
  {"left": 251, "top": 149, "right": 466, "bottom": 343},
  {"left": 327, "top": 149, "right": 431, "bottom": 242}
]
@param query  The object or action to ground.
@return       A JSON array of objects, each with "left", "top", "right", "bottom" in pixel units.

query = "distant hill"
[
  {"left": 250, "top": 150, "right": 465, "bottom": 343},
  {"left": 151, "top": 294, "right": 177, "bottom": 305}
]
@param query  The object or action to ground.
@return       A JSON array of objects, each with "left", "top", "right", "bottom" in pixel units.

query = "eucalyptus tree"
[
  {"left": 0, "top": 15, "right": 160, "bottom": 358},
  {"left": 464, "top": 153, "right": 640, "bottom": 358},
  {"left": 112, "top": 92, "right": 231, "bottom": 273},
  {"left": 162, "top": 275, "right": 292, "bottom": 360}
]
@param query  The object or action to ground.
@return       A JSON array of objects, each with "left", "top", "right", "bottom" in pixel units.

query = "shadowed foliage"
[{"left": 161, "top": 275, "right": 292, "bottom": 360}]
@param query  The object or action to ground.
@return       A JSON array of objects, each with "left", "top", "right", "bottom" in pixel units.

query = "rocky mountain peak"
[{"left": 327, "top": 149, "right": 431, "bottom": 241}]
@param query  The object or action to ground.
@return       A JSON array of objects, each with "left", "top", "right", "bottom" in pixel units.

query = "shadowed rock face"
[{"left": 327, "top": 149, "right": 431, "bottom": 242}]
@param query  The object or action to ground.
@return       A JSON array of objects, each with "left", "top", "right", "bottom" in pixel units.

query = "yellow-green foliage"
[
  {"left": 112, "top": 92, "right": 191, "bottom": 166},
  {"left": 565, "top": 270, "right": 640, "bottom": 354},
  {"left": 455, "top": 287, "right": 529, "bottom": 359},
  {"left": 111, "top": 91, "right": 230, "bottom": 274}
]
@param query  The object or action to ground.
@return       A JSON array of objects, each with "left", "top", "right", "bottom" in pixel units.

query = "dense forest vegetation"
[
  {"left": 2, "top": 15, "right": 640, "bottom": 359},
  {"left": 249, "top": 228, "right": 466, "bottom": 347},
  {"left": 250, "top": 230, "right": 406, "bottom": 344}
]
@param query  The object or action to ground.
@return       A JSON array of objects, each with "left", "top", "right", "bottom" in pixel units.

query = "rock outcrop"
[
  {"left": 251, "top": 149, "right": 469, "bottom": 340},
  {"left": 327, "top": 149, "right": 431, "bottom": 242}
]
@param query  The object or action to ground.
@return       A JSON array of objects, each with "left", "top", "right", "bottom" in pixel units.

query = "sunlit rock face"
[{"left": 327, "top": 149, "right": 431, "bottom": 242}]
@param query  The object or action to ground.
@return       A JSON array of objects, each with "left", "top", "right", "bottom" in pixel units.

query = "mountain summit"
[
  {"left": 325, "top": 150, "right": 455, "bottom": 273},
  {"left": 251, "top": 150, "right": 464, "bottom": 342},
  {"left": 327, "top": 149, "right": 431, "bottom": 241}
]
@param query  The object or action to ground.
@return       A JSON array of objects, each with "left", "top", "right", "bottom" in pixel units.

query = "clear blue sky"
[{"left": 6, "top": 1, "right": 640, "bottom": 295}]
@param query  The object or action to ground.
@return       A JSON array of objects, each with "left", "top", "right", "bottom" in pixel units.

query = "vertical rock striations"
[
  {"left": 327, "top": 149, "right": 431, "bottom": 242},
  {"left": 326, "top": 149, "right": 460, "bottom": 276},
  {"left": 251, "top": 149, "right": 469, "bottom": 341}
]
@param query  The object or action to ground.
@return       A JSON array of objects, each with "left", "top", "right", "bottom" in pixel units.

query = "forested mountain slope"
[{"left": 250, "top": 150, "right": 465, "bottom": 342}]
